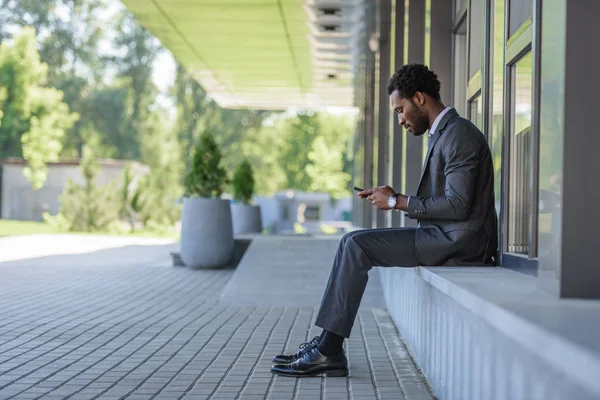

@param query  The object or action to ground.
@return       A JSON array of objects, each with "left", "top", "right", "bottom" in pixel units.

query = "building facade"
[
  {"left": 351, "top": 0, "right": 600, "bottom": 398},
  {"left": 352, "top": 0, "right": 600, "bottom": 297}
]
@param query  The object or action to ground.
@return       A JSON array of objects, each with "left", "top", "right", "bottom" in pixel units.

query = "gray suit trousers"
[{"left": 315, "top": 228, "right": 419, "bottom": 338}]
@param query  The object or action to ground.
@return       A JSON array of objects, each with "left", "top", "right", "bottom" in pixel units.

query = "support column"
[
  {"left": 362, "top": 2, "right": 377, "bottom": 228},
  {"left": 538, "top": 0, "right": 600, "bottom": 298},
  {"left": 376, "top": 0, "right": 392, "bottom": 228},
  {"left": 403, "top": 0, "right": 426, "bottom": 227},
  {"left": 429, "top": 0, "right": 452, "bottom": 106},
  {"left": 391, "top": 0, "right": 406, "bottom": 227}
]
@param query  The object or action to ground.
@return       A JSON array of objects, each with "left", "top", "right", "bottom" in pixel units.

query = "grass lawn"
[
  {"left": 0, "top": 219, "right": 57, "bottom": 236},
  {"left": 0, "top": 219, "right": 178, "bottom": 239}
]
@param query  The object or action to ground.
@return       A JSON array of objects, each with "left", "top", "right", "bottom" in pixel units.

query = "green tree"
[
  {"left": 45, "top": 147, "right": 119, "bottom": 232},
  {"left": 173, "top": 64, "right": 220, "bottom": 173},
  {"left": 0, "top": 0, "right": 54, "bottom": 44},
  {"left": 184, "top": 132, "right": 228, "bottom": 198},
  {"left": 0, "top": 27, "right": 47, "bottom": 157},
  {"left": 277, "top": 112, "right": 353, "bottom": 195},
  {"left": 2, "top": 0, "right": 106, "bottom": 87},
  {"left": 117, "top": 164, "right": 138, "bottom": 230},
  {"left": 306, "top": 136, "right": 351, "bottom": 199},
  {"left": 232, "top": 159, "right": 255, "bottom": 204},
  {"left": 317, "top": 112, "right": 355, "bottom": 181},
  {"left": 0, "top": 0, "right": 107, "bottom": 158},
  {"left": 172, "top": 63, "right": 278, "bottom": 192},
  {"left": 38, "top": 0, "right": 105, "bottom": 86},
  {"left": 137, "top": 109, "right": 184, "bottom": 228},
  {"left": 239, "top": 121, "right": 287, "bottom": 196},
  {"left": 107, "top": 10, "right": 160, "bottom": 159},
  {"left": 0, "top": 27, "right": 77, "bottom": 189},
  {"left": 279, "top": 113, "right": 321, "bottom": 190},
  {"left": 83, "top": 85, "right": 131, "bottom": 157},
  {"left": 212, "top": 108, "right": 274, "bottom": 191}
]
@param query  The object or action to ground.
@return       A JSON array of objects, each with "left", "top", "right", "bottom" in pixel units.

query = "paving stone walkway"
[{"left": 0, "top": 234, "right": 433, "bottom": 400}]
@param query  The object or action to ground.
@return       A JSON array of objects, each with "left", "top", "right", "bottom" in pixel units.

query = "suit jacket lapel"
[{"left": 415, "top": 108, "right": 458, "bottom": 193}]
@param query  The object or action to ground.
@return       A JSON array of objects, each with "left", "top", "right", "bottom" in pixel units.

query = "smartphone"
[{"left": 353, "top": 186, "right": 364, "bottom": 191}]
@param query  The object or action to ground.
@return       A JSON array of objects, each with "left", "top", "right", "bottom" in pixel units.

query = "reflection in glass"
[
  {"left": 469, "top": 0, "right": 483, "bottom": 78},
  {"left": 508, "top": 0, "right": 532, "bottom": 38},
  {"left": 537, "top": 0, "right": 566, "bottom": 279},
  {"left": 455, "top": 0, "right": 463, "bottom": 15},
  {"left": 508, "top": 52, "right": 533, "bottom": 255},
  {"left": 468, "top": 94, "right": 484, "bottom": 131},
  {"left": 489, "top": 0, "right": 505, "bottom": 225},
  {"left": 453, "top": 20, "right": 467, "bottom": 116}
]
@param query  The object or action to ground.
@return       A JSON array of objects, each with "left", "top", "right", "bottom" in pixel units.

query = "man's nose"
[{"left": 397, "top": 113, "right": 406, "bottom": 126}]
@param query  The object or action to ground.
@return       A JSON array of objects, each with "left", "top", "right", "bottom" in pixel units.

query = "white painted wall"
[{"left": 1, "top": 161, "right": 148, "bottom": 222}]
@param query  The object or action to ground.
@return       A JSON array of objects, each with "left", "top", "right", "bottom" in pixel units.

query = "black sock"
[
  {"left": 317, "top": 330, "right": 344, "bottom": 356},
  {"left": 318, "top": 330, "right": 326, "bottom": 341}
]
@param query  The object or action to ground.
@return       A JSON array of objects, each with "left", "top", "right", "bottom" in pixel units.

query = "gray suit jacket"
[{"left": 407, "top": 108, "right": 498, "bottom": 266}]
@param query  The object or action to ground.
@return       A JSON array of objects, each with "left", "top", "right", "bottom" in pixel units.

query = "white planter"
[
  {"left": 180, "top": 197, "right": 234, "bottom": 268},
  {"left": 231, "top": 204, "right": 263, "bottom": 234}
]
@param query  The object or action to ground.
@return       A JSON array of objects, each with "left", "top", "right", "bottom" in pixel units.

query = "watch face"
[{"left": 388, "top": 196, "right": 396, "bottom": 208}]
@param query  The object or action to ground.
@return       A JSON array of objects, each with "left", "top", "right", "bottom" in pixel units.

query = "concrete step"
[{"left": 220, "top": 235, "right": 386, "bottom": 308}]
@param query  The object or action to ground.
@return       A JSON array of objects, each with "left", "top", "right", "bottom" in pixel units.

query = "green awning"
[{"left": 121, "top": 0, "right": 357, "bottom": 110}]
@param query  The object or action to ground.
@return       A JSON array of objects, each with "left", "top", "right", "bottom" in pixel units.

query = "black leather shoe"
[
  {"left": 271, "top": 347, "right": 348, "bottom": 377},
  {"left": 272, "top": 336, "right": 320, "bottom": 364}
]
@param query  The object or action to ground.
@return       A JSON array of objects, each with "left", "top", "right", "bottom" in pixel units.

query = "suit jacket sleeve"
[{"left": 407, "top": 130, "right": 479, "bottom": 221}]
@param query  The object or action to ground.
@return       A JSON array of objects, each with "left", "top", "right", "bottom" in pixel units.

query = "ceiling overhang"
[{"left": 120, "top": 0, "right": 364, "bottom": 110}]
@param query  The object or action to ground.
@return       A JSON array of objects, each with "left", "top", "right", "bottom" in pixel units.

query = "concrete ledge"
[
  {"left": 220, "top": 235, "right": 385, "bottom": 308},
  {"left": 379, "top": 266, "right": 600, "bottom": 400},
  {"left": 420, "top": 267, "right": 600, "bottom": 393}
]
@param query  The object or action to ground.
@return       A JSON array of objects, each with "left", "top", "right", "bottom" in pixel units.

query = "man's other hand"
[{"left": 357, "top": 186, "right": 397, "bottom": 210}]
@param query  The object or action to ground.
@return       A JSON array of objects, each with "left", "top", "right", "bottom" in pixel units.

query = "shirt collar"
[{"left": 429, "top": 107, "right": 452, "bottom": 136}]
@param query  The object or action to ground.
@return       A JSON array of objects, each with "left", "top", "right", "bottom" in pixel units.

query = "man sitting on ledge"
[{"left": 270, "top": 63, "right": 498, "bottom": 378}]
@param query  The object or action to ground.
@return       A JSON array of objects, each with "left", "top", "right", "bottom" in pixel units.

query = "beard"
[{"left": 410, "top": 102, "right": 429, "bottom": 136}]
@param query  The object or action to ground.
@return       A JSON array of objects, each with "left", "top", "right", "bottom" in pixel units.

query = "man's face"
[{"left": 390, "top": 90, "right": 429, "bottom": 136}]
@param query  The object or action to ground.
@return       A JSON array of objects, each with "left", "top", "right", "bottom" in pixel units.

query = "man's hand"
[{"left": 357, "top": 186, "right": 398, "bottom": 210}]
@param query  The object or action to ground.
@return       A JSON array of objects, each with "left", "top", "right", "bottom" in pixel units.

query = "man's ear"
[{"left": 413, "top": 91, "right": 425, "bottom": 106}]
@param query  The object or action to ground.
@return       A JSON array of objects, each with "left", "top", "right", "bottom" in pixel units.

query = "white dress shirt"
[{"left": 428, "top": 107, "right": 452, "bottom": 139}]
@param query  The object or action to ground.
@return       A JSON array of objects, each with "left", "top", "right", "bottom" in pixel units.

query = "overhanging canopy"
[{"left": 121, "top": 0, "right": 365, "bottom": 110}]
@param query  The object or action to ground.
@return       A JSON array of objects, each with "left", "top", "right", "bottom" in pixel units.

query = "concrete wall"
[
  {"left": 1, "top": 162, "right": 147, "bottom": 222},
  {"left": 253, "top": 196, "right": 279, "bottom": 233},
  {"left": 378, "top": 267, "right": 600, "bottom": 400}
]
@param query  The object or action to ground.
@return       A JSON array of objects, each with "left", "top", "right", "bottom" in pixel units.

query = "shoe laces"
[{"left": 298, "top": 335, "right": 320, "bottom": 350}]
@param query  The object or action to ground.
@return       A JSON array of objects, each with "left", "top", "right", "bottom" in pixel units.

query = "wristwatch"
[{"left": 388, "top": 194, "right": 398, "bottom": 210}]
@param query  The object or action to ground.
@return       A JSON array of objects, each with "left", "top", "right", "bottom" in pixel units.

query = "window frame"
[
  {"left": 452, "top": 6, "right": 468, "bottom": 117},
  {"left": 500, "top": 0, "right": 541, "bottom": 266},
  {"left": 456, "top": 0, "right": 492, "bottom": 136},
  {"left": 467, "top": 89, "right": 484, "bottom": 130}
]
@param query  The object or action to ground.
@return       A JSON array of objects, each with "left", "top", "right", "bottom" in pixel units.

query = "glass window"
[
  {"left": 489, "top": 0, "right": 505, "bottom": 228},
  {"left": 282, "top": 205, "right": 289, "bottom": 220},
  {"left": 508, "top": 0, "right": 532, "bottom": 38},
  {"left": 508, "top": 51, "right": 533, "bottom": 255},
  {"left": 453, "top": 21, "right": 467, "bottom": 116},
  {"left": 537, "top": 0, "right": 566, "bottom": 274},
  {"left": 469, "top": 0, "right": 483, "bottom": 78},
  {"left": 468, "top": 93, "right": 484, "bottom": 131},
  {"left": 304, "top": 205, "right": 321, "bottom": 221},
  {"left": 455, "top": 0, "right": 463, "bottom": 15}
]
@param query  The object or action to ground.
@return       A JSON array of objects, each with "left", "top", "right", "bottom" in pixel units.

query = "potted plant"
[
  {"left": 180, "top": 132, "right": 234, "bottom": 268},
  {"left": 231, "top": 159, "right": 262, "bottom": 234}
]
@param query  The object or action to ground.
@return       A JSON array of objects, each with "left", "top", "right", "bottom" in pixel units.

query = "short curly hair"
[{"left": 387, "top": 64, "right": 441, "bottom": 101}]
